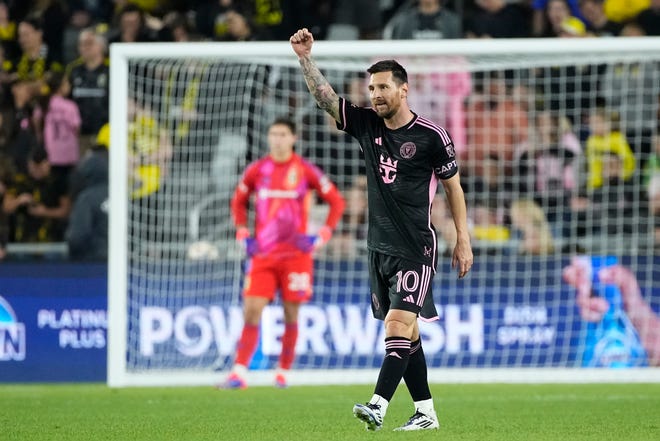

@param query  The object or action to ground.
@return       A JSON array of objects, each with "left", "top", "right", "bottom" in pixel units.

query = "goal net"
[{"left": 108, "top": 38, "right": 660, "bottom": 387}]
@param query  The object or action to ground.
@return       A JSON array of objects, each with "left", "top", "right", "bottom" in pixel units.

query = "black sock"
[
  {"left": 374, "top": 336, "right": 411, "bottom": 401},
  {"left": 403, "top": 338, "right": 432, "bottom": 402}
]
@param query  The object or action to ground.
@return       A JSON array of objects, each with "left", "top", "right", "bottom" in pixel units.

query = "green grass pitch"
[{"left": 2, "top": 383, "right": 659, "bottom": 440}]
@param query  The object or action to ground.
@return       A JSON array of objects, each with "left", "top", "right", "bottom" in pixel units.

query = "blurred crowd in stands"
[{"left": 0, "top": 0, "right": 658, "bottom": 262}]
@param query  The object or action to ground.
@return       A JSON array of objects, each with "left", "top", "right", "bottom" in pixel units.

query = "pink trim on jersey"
[
  {"left": 340, "top": 99, "right": 347, "bottom": 130},
  {"left": 428, "top": 172, "right": 439, "bottom": 271},
  {"left": 419, "top": 315, "right": 440, "bottom": 323},
  {"left": 417, "top": 265, "right": 432, "bottom": 308},
  {"left": 415, "top": 116, "right": 451, "bottom": 146},
  {"left": 406, "top": 114, "right": 418, "bottom": 130}
]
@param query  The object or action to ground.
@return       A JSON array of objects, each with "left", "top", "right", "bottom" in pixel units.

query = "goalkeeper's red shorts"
[{"left": 243, "top": 254, "right": 313, "bottom": 303}]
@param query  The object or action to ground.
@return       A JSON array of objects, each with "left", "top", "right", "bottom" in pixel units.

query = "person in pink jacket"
[{"left": 43, "top": 71, "right": 82, "bottom": 186}]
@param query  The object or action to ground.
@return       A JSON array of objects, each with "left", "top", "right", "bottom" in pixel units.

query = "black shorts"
[{"left": 368, "top": 250, "right": 438, "bottom": 321}]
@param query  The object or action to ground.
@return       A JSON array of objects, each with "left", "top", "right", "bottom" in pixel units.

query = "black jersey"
[
  {"left": 67, "top": 59, "right": 110, "bottom": 135},
  {"left": 337, "top": 97, "right": 458, "bottom": 268}
]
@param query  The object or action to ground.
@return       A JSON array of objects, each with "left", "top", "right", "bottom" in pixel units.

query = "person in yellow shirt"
[
  {"left": 604, "top": 0, "right": 650, "bottom": 22},
  {"left": 127, "top": 98, "right": 172, "bottom": 200},
  {"left": 585, "top": 107, "right": 636, "bottom": 190},
  {"left": 97, "top": 99, "right": 173, "bottom": 201}
]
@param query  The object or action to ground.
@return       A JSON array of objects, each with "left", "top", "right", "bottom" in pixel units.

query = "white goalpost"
[{"left": 108, "top": 38, "right": 660, "bottom": 387}]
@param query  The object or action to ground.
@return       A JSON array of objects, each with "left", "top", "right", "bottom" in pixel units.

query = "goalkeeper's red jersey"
[{"left": 231, "top": 153, "right": 344, "bottom": 258}]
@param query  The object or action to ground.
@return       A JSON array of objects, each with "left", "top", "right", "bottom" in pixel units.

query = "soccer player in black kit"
[{"left": 291, "top": 28, "right": 473, "bottom": 431}]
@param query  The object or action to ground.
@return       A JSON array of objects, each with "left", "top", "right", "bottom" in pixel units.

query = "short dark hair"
[
  {"left": 367, "top": 60, "right": 408, "bottom": 85},
  {"left": 270, "top": 117, "right": 296, "bottom": 134},
  {"left": 20, "top": 16, "right": 43, "bottom": 32}
]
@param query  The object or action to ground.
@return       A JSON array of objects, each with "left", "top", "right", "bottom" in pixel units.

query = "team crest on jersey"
[
  {"left": 445, "top": 143, "right": 456, "bottom": 158},
  {"left": 400, "top": 142, "right": 416, "bottom": 159},
  {"left": 286, "top": 168, "right": 299, "bottom": 186},
  {"left": 379, "top": 154, "right": 398, "bottom": 184}
]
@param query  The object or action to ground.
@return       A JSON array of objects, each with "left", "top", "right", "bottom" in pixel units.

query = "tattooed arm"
[{"left": 290, "top": 28, "right": 340, "bottom": 122}]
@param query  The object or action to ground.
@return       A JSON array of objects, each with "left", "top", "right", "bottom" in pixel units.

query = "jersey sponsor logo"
[
  {"left": 445, "top": 144, "right": 456, "bottom": 158},
  {"left": 257, "top": 189, "right": 299, "bottom": 199},
  {"left": 374, "top": 137, "right": 382, "bottom": 145},
  {"left": 434, "top": 160, "right": 457, "bottom": 175},
  {"left": 379, "top": 154, "right": 398, "bottom": 184},
  {"left": 400, "top": 142, "right": 417, "bottom": 159},
  {"left": 402, "top": 294, "right": 415, "bottom": 304}
]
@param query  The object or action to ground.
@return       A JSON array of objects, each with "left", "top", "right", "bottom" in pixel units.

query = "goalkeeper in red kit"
[{"left": 221, "top": 117, "right": 345, "bottom": 389}]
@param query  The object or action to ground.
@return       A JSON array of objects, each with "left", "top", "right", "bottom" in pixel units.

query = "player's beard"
[{"left": 374, "top": 102, "right": 396, "bottom": 119}]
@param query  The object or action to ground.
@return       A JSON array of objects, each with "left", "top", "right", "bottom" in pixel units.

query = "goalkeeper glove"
[
  {"left": 235, "top": 227, "right": 250, "bottom": 242},
  {"left": 314, "top": 226, "right": 332, "bottom": 249}
]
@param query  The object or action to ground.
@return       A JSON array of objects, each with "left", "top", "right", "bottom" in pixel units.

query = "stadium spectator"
[
  {"left": 221, "top": 9, "right": 272, "bottom": 41},
  {"left": 126, "top": 96, "right": 172, "bottom": 200},
  {"left": 635, "top": 0, "right": 660, "bottom": 36},
  {"left": 12, "top": 16, "right": 62, "bottom": 82},
  {"left": 515, "top": 110, "right": 582, "bottom": 224},
  {"left": 68, "top": 0, "right": 114, "bottom": 29},
  {"left": 159, "top": 11, "right": 197, "bottom": 42},
  {"left": 381, "top": 0, "right": 412, "bottom": 24},
  {"left": 382, "top": 0, "right": 461, "bottom": 40},
  {"left": 66, "top": 27, "right": 109, "bottom": 156},
  {"left": 578, "top": 0, "right": 623, "bottom": 36},
  {"left": 0, "top": 1, "right": 19, "bottom": 62},
  {"left": 603, "top": 0, "right": 650, "bottom": 23},
  {"left": 247, "top": 0, "right": 299, "bottom": 40},
  {"left": 465, "top": 0, "right": 531, "bottom": 38},
  {"left": 533, "top": 21, "right": 602, "bottom": 129},
  {"left": 537, "top": 0, "right": 577, "bottom": 37},
  {"left": 329, "top": 0, "right": 383, "bottom": 39},
  {"left": 461, "top": 71, "right": 528, "bottom": 241},
  {"left": 0, "top": 42, "right": 13, "bottom": 88},
  {"left": 600, "top": 24, "right": 659, "bottom": 167},
  {"left": 326, "top": 174, "right": 368, "bottom": 258},
  {"left": 108, "top": 4, "right": 157, "bottom": 44},
  {"left": 66, "top": 127, "right": 108, "bottom": 261},
  {"left": 558, "top": 15, "right": 587, "bottom": 36},
  {"left": 42, "top": 71, "right": 81, "bottom": 189},
  {"left": 462, "top": 70, "right": 529, "bottom": 183},
  {"left": 222, "top": 117, "right": 345, "bottom": 389},
  {"left": 28, "top": 0, "right": 68, "bottom": 65},
  {"left": 2, "top": 146, "right": 70, "bottom": 243},
  {"left": 193, "top": 0, "right": 237, "bottom": 41},
  {"left": 291, "top": 28, "right": 472, "bottom": 431},
  {"left": 466, "top": 154, "right": 513, "bottom": 244},
  {"left": 509, "top": 199, "right": 555, "bottom": 255},
  {"left": 584, "top": 107, "right": 635, "bottom": 191},
  {"left": 115, "top": 0, "right": 162, "bottom": 15},
  {"left": 291, "top": 0, "right": 337, "bottom": 41},
  {"left": 563, "top": 259, "right": 660, "bottom": 366},
  {"left": 531, "top": 0, "right": 585, "bottom": 36},
  {"left": 6, "top": 79, "right": 40, "bottom": 173},
  {"left": 571, "top": 151, "right": 639, "bottom": 236}
]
